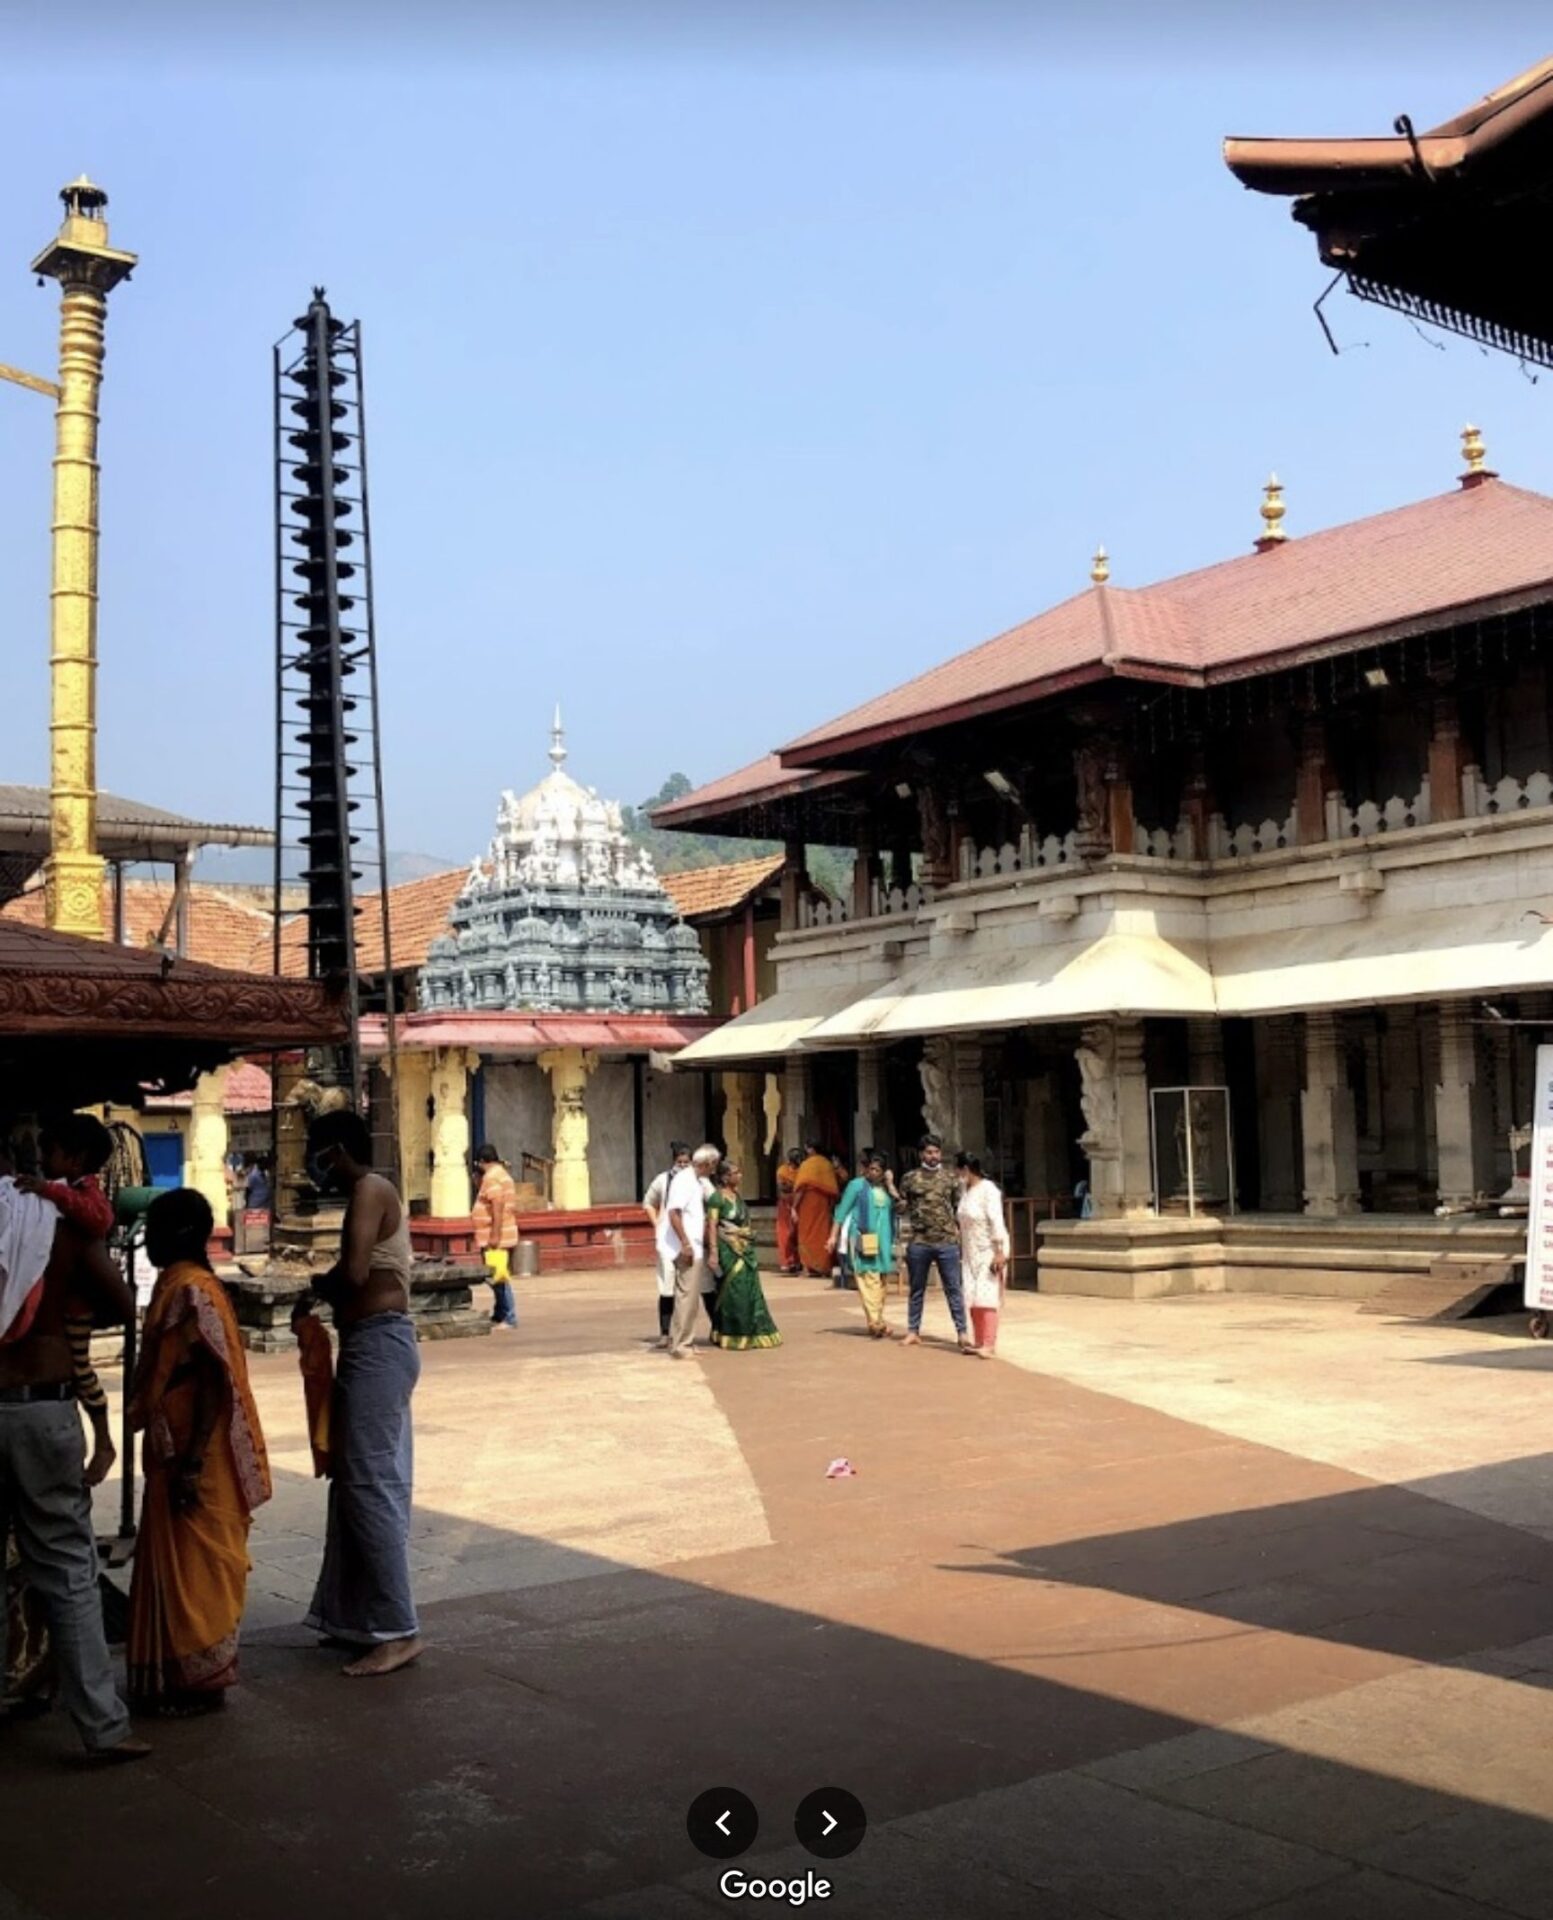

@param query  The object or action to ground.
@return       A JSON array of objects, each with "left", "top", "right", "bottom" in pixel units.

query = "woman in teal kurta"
[
  {"left": 706, "top": 1163, "right": 782, "bottom": 1351},
  {"left": 832, "top": 1156, "right": 896, "bottom": 1338}
]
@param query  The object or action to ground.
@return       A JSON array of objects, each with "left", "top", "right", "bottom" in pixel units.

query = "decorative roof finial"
[
  {"left": 1459, "top": 423, "right": 1496, "bottom": 489},
  {"left": 1255, "top": 473, "right": 1287, "bottom": 551},
  {"left": 549, "top": 704, "right": 567, "bottom": 770},
  {"left": 1091, "top": 543, "right": 1110, "bottom": 586}
]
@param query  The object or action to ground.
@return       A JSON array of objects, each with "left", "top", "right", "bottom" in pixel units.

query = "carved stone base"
[{"left": 226, "top": 1255, "right": 490, "bottom": 1353}]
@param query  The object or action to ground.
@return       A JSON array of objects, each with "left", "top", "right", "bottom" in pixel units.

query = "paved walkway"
[{"left": 6, "top": 1275, "right": 1553, "bottom": 1918}]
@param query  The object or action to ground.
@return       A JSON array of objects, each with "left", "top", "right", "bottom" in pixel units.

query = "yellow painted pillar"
[
  {"left": 31, "top": 180, "right": 136, "bottom": 939},
  {"left": 429, "top": 1047, "right": 475, "bottom": 1218},
  {"left": 396, "top": 1049, "right": 433, "bottom": 1209},
  {"left": 186, "top": 1067, "right": 231, "bottom": 1228},
  {"left": 539, "top": 1046, "right": 597, "bottom": 1211}
]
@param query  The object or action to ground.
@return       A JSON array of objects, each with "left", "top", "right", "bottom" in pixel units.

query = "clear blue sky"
[{"left": 2, "top": 8, "right": 1549, "bottom": 873}]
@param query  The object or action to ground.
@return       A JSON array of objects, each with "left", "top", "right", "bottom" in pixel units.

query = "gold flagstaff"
[{"left": 28, "top": 177, "right": 137, "bottom": 938}]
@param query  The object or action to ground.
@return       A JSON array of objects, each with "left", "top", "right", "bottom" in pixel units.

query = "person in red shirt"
[{"left": 12, "top": 1116, "right": 118, "bottom": 1488}]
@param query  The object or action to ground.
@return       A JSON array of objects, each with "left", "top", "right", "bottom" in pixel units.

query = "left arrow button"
[{"left": 687, "top": 1788, "right": 758, "bottom": 1859}]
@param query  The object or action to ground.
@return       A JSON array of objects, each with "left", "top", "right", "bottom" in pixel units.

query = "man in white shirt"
[
  {"left": 663, "top": 1144, "right": 719, "bottom": 1360},
  {"left": 643, "top": 1142, "right": 692, "bottom": 1347}
]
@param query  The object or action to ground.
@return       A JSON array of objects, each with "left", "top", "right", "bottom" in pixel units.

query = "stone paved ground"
[{"left": 6, "top": 1275, "right": 1553, "bottom": 1918}]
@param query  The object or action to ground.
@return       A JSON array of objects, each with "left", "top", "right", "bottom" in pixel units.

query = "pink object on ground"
[{"left": 825, "top": 1458, "right": 858, "bottom": 1479}]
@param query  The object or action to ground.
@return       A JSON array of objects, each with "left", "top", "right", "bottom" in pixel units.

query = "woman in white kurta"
[{"left": 956, "top": 1154, "right": 1010, "bottom": 1357}]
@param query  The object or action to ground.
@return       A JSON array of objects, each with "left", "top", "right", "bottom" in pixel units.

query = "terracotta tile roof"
[
  {"left": 2, "top": 880, "right": 273, "bottom": 974},
  {"left": 273, "top": 868, "right": 467, "bottom": 978},
  {"left": 660, "top": 854, "right": 784, "bottom": 920},
  {"left": 777, "top": 478, "right": 1553, "bottom": 764},
  {"left": 150, "top": 1060, "right": 274, "bottom": 1113}
]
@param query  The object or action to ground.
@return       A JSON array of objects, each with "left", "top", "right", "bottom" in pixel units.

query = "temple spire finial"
[
  {"left": 1091, "top": 543, "right": 1110, "bottom": 586},
  {"left": 1255, "top": 472, "right": 1288, "bottom": 551},
  {"left": 1460, "top": 423, "right": 1496, "bottom": 489},
  {"left": 549, "top": 704, "right": 567, "bottom": 770}
]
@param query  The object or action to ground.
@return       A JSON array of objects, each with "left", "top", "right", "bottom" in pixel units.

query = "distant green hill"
[{"left": 630, "top": 771, "right": 853, "bottom": 898}]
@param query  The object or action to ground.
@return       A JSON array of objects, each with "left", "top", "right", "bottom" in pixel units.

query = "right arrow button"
[{"left": 795, "top": 1787, "right": 867, "bottom": 1860}]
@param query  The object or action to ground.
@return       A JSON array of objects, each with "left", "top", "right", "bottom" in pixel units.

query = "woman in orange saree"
[
  {"left": 127, "top": 1190, "right": 271, "bottom": 1714},
  {"left": 792, "top": 1143, "right": 842, "bottom": 1277},
  {"left": 774, "top": 1149, "right": 802, "bottom": 1274}
]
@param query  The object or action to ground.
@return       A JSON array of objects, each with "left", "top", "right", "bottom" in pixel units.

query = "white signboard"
[{"left": 1525, "top": 1044, "right": 1553, "bottom": 1311}]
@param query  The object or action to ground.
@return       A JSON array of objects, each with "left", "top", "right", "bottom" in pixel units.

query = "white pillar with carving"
[
  {"left": 1301, "top": 1012, "right": 1360, "bottom": 1214},
  {"left": 1077, "top": 1020, "right": 1152, "bottom": 1219},
  {"left": 1436, "top": 1002, "right": 1484, "bottom": 1208},
  {"left": 854, "top": 1046, "right": 883, "bottom": 1158},
  {"left": 429, "top": 1046, "right": 476, "bottom": 1219},
  {"left": 540, "top": 1046, "right": 599, "bottom": 1211},
  {"left": 186, "top": 1067, "right": 231, "bottom": 1228},
  {"left": 782, "top": 1056, "right": 813, "bottom": 1154}
]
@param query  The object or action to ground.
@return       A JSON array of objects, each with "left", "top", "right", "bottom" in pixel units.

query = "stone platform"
[
  {"left": 224, "top": 1258, "right": 490, "bottom": 1352},
  {"left": 1038, "top": 1211, "right": 1527, "bottom": 1301}
]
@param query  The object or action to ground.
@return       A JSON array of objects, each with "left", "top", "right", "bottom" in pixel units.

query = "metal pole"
[{"left": 351, "top": 320, "right": 402, "bottom": 1181}]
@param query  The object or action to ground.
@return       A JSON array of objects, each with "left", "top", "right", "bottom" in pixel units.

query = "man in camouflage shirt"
[{"left": 898, "top": 1134, "right": 973, "bottom": 1351}]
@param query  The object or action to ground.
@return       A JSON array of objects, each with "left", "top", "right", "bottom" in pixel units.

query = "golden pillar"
[
  {"left": 539, "top": 1046, "right": 598, "bottom": 1211},
  {"left": 31, "top": 179, "right": 137, "bottom": 938},
  {"left": 186, "top": 1067, "right": 232, "bottom": 1229},
  {"left": 429, "top": 1047, "right": 476, "bottom": 1219}
]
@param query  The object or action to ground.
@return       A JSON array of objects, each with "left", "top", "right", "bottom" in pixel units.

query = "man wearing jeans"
[
  {"left": 898, "top": 1134, "right": 975, "bottom": 1354},
  {"left": 0, "top": 1200, "right": 148, "bottom": 1761}
]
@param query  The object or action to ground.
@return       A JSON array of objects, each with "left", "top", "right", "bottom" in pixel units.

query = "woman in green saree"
[{"left": 705, "top": 1162, "right": 782, "bottom": 1352}]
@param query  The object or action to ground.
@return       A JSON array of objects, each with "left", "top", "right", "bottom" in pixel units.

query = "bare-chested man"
[
  {"left": 0, "top": 1179, "right": 149, "bottom": 1760},
  {"left": 295, "top": 1109, "right": 422, "bottom": 1677}
]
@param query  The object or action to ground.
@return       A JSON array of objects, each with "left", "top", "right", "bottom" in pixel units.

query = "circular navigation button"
[
  {"left": 794, "top": 1787, "right": 867, "bottom": 1860},
  {"left": 686, "top": 1787, "right": 759, "bottom": 1859}
]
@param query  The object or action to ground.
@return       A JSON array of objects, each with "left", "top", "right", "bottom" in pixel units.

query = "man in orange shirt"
[{"left": 473, "top": 1145, "right": 521, "bottom": 1330}]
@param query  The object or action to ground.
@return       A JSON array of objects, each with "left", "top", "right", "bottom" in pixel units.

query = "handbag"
[{"left": 858, "top": 1231, "right": 880, "bottom": 1259}]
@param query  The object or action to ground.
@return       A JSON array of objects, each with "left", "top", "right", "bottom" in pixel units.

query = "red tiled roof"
[
  {"left": 660, "top": 854, "right": 783, "bottom": 919},
  {"left": 149, "top": 1060, "right": 275, "bottom": 1114},
  {"left": 777, "top": 478, "right": 1553, "bottom": 765},
  {"left": 651, "top": 753, "right": 860, "bottom": 828},
  {"left": 2, "top": 880, "right": 273, "bottom": 973},
  {"left": 273, "top": 868, "right": 467, "bottom": 979}
]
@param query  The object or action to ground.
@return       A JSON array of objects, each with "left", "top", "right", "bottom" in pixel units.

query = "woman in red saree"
[
  {"left": 792, "top": 1142, "right": 842, "bottom": 1277},
  {"left": 774, "top": 1148, "right": 802, "bottom": 1274},
  {"left": 128, "top": 1189, "right": 271, "bottom": 1713}
]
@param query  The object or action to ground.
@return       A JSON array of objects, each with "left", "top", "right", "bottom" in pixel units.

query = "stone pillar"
[
  {"left": 1254, "top": 1017, "right": 1302, "bottom": 1211},
  {"left": 919, "top": 1036, "right": 954, "bottom": 1143},
  {"left": 1428, "top": 690, "right": 1466, "bottom": 823},
  {"left": 186, "top": 1067, "right": 230, "bottom": 1229},
  {"left": 273, "top": 1052, "right": 309, "bottom": 1222},
  {"left": 951, "top": 1037, "right": 985, "bottom": 1150},
  {"left": 1301, "top": 1012, "right": 1360, "bottom": 1215},
  {"left": 539, "top": 1046, "right": 599, "bottom": 1211},
  {"left": 429, "top": 1046, "right": 476, "bottom": 1219},
  {"left": 854, "top": 1047, "right": 883, "bottom": 1158},
  {"left": 1187, "top": 1017, "right": 1225, "bottom": 1088},
  {"left": 721, "top": 1071, "right": 762, "bottom": 1180},
  {"left": 852, "top": 827, "right": 881, "bottom": 920},
  {"left": 1295, "top": 718, "right": 1328, "bottom": 846},
  {"left": 1436, "top": 1003, "right": 1484, "bottom": 1207},
  {"left": 1076, "top": 1020, "right": 1152, "bottom": 1218},
  {"left": 782, "top": 1055, "right": 813, "bottom": 1153},
  {"left": 917, "top": 785, "right": 952, "bottom": 892},
  {"left": 396, "top": 1049, "right": 434, "bottom": 1209}
]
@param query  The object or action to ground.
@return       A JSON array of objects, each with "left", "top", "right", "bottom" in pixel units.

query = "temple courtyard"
[{"left": 5, "top": 1277, "right": 1553, "bottom": 1918}]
